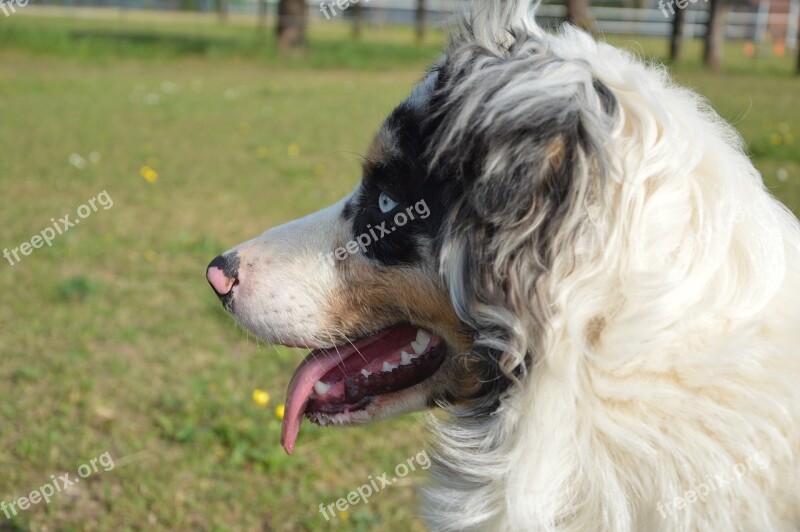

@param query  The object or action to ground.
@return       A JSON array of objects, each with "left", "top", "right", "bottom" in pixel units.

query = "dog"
[{"left": 206, "top": 2, "right": 800, "bottom": 529}]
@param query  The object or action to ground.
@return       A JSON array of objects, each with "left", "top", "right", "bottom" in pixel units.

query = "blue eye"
[{"left": 378, "top": 192, "right": 398, "bottom": 214}]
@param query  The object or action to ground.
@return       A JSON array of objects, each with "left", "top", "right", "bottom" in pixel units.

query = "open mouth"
[{"left": 281, "top": 326, "right": 446, "bottom": 454}]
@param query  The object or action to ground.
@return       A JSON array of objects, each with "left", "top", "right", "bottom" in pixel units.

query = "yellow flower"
[
  {"left": 287, "top": 143, "right": 300, "bottom": 157},
  {"left": 770, "top": 133, "right": 783, "bottom": 146},
  {"left": 339, "top": 510, "right": 349, "bottom": 521},
  {"left": 252, "top": 389, "right": 270, "bottom": 407},
  {"left": 274, "top": 403, "right": 285, "bottom": 420},
  {"left": 140, "top": 166, "right": 159, "bottom": 183}
]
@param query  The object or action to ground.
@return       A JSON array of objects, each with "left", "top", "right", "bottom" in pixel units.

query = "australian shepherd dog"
[{"left": 206, "top": 2, "right": 800, "bottom": 529}]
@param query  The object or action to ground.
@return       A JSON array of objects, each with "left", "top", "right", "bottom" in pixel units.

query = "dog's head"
[{"left": 206, "top": 4, "right": 617, "bottom": 454}]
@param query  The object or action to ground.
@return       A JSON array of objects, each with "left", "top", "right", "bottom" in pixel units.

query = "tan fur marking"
[
  {"left": 586, "top": 316, "right": 606, "bottom": 347},
  {"left": 363, "top": 129, "right": 397, "bottom": 175},
  {"left": 546, "top": 137, "right": 566, "bottom": 172},
  {"left": 324, "top": 255, "right": 469, "bottom": 353}
]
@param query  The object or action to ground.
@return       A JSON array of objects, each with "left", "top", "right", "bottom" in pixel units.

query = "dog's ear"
[
  {"left": 431, "top": 65, "right": 617, "bottom": 227},
  {"left": 432, "top": 52, "right": 617, "bottom": 379}
]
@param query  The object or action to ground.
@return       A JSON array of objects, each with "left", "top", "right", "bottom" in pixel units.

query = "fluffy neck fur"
[{"left": 424, "top": 4, "right": 800, "bottom": 531}]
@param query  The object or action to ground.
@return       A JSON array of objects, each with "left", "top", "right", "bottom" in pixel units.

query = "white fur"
[
  {"left": 225, "top": 198, "right": 351, "bottom": 349},
  {"left": 424, "top": 4, "right": 800, "bottom": 531}
]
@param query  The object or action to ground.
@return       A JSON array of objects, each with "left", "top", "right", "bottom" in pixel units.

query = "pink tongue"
[{"left": 281, "top": 328, "right": 417, "bottom": 454}]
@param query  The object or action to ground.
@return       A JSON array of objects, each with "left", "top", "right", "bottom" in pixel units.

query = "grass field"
[{"left": 0, "top": 8, "right": 798, "bottom": 530}]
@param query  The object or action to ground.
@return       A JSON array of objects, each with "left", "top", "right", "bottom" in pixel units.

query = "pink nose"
[
  {"left": 207, "top": 253, "right": 239, "bottom": 298},
  {"left": 207, "top": 266, "right": 236, "bottom": 296}
]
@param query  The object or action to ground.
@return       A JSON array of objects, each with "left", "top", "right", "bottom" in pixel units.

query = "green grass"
[
  {"left": 0, "top": 7, "right": 797, "bottom": 530},
  {"left": 0, "top": 8, "right": 444, "bottom": 68}
]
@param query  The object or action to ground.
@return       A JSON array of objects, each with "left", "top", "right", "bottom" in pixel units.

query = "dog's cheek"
[{"left": 327, "top": 256, "right": 463, "bottom": 343}]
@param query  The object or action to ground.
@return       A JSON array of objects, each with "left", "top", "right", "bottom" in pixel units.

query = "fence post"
[
  {"left": 416, "top": 0, "right": 426, "bottom": 44},
  {"left": 787, "top": 0, "right": 799, "bottom": 49},
  {"left": 755, "top": 0, "right": 769, "bottom": 43},
  {"left": 257, "top": 0, "right": 268, "bottom": 31},
  {"left": 670, "top": 7, "right": 686, "bottom": 60}
]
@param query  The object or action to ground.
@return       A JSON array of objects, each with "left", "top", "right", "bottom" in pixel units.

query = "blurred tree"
[
  {"left": 218, "top": 0, "right": 228, "bottom": 22},
  {"left": 670, "top": 6, "right": 686, "bottom": 60},
  {"left": 704, "top": 0, "right": 730, "bottom": 70},
  {"left": 566, "top": 0, "right": 596, "bottom": 34},
  {"left": 416, "top": 0, "right": 427, "bottom": 44},
  {"left": 277, "top": 0, "right": 308, "bottom": 51}
]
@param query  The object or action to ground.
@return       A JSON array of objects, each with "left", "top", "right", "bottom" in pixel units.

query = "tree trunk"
[
  {"left": 566, "top": 0, "right": 596, "bottom": 35},
  {"left": 670, "top": 5, "right": 686, "bottom": 60},
  {"left": 353, "top": 2, "right": 364, "bottom": 39},
  {"left": 416, "top": 0, "right": 426, "bottom": 44},
  {"left": 704, "top": 0, "right": 730, "bottom": 70},
  {"left": 217, "top": 0, "right": 228, "bottom": 22},
  {"left": 277, "top": 0, "right": 307, "bottom": 52}
]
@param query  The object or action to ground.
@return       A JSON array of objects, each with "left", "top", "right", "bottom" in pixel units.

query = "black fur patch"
[{"left": 345, "top": 74, "right": 447, "bottom": 266}]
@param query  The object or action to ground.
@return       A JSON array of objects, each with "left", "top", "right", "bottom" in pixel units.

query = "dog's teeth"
[
  {"left": 412, "top": 330, "right": 431, "bottom": 355},
  {"left": 382, "top": 361, "right": 397, "bottom": 372},
  {"left": 313, "top": 381, "right": 331, "bottom": 396},
  {"left": 401, "top": 351, "right": 413, "bottom": 365},
  {"left": 361, "top": 369, "right": 372, "bottom": 378},
  {"left": 416, "top": 329, "right": 432, "bottom": 346}
]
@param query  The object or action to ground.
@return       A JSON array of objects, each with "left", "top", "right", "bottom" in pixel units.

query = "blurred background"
[{"left": 0, "top": 0, "right": 797, "bottom": 529}]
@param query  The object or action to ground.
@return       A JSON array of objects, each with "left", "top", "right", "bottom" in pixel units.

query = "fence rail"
[
  {"left": 15, "top": 0, "right": 800, "bottom": 48},
  {"left": 312, "top": 0, "right": 797, "bottom": 46}
]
